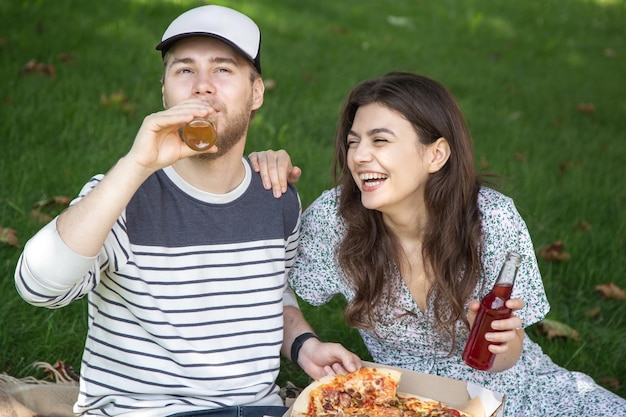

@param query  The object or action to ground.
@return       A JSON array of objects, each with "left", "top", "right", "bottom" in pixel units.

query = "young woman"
[{"left": 281, "top": 72, "right": 626, "bottom": 416}]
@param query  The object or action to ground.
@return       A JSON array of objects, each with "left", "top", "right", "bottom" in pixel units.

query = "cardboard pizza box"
[{"left": 282, "top": 361, "right": 505, "bottom": 417}]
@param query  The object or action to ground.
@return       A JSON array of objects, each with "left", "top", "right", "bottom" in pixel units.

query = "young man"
[{"left": 15, "top": 5, "right": 360, "bottom": 416}]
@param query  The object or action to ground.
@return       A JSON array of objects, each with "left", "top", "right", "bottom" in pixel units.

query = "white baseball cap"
[{"left": 156, "top": 5, "right": 262, "bottom": 74}]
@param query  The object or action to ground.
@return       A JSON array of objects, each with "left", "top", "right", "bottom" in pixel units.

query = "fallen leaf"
[
  {"left": 595, "top": 282, "right": 626, "bottom": 300},
  {"left": 301, "top": 71, "right": 317, "bottom": 82},
  {"left": 30, "top": 196, "right": 71, "bottom": 223},
  {"left": 514, "top": 152, "right": 527, "bottom": 161},
  {"left": 35, "top": 360, "right": 80, "bottom": 383},
  {"left": 32, "top": 196, "right": 71, "bottom": 210},
  {"left": 489, "top": 52, "right": 502, "bottom": 62},
  {"left": 328, "top": 26, "right": 348, "bottom": 35},
  {"left": 597, "top": 376, "right": 620, "bottom": 390},
  {"left": 30, "top": 209, "right": 53, "bottom": 223},
  {"left": 0, "top": 227, "right": 20, "bottom": 247},
  {"left": 537, "top": 319, "right": 580, "bottom": 341},
  {"left": 507, "top": 111, "right": 522, "bottom": 122},
  {"left": 57, "top": 52, "right": 76, "bottom": 63},
  {"left": 558, "top": 159, "right": 583, "bottom": 175},
  {"left": 19, "top": 59, "right": 56, "bottom": 78},
  {"left": 387, "top": 15, "right": 412, "bottom": 28},
  {"left": 264, "top": 79, "right": 276, "bottom": 90},
  {"left": 586, "top": 306, "right": 601, "bottom": 318},
  {"left": 577, "top": 103, "right": 595, "bottom": 114},
  {"left": 538, "top": 240, "right": 570, "bottom": 261},
  {"left": 479, "top": 156, "right": 489, "bottom": 169},
  {"left": 100, "top": 90, "right": 135, "bottom": 115},
  {"left": 575, "top": 221, "right": 591, "bottom": 232},
  {"left": 604, "top": 48, "right": 617, "bottom": 58}
]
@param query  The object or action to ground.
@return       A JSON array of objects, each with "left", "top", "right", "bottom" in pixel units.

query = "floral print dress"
[{"left": 289, "top": 187, "right": 626, "bottom": 417}]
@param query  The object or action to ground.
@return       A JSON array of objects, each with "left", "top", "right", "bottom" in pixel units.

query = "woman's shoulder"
[
  {"left": 477, "top": 187, "right": 519, "bottom": 214},
  {"left": 301, "top": 187, "right": 344, "bottom": 231},
  {"left": 304, "top": 187, "right": 340, "bottom": 215},
  {"left": 477, "top": 187, "right": 526, "bottom": 227},
  {"left": 477, "top": 186, "right": 513, "bottom": 205}
]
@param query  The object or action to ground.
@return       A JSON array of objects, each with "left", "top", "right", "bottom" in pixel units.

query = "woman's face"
[{"left": 346, "top": 102, "right": 437, "bottom": 218}]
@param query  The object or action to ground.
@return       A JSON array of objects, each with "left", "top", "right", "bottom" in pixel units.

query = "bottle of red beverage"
[{"left": 462, "top": 251, "right": 522, "bottom": 370}]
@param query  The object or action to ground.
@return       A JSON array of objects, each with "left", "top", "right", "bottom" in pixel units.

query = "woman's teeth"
[{"left": 359, "top": 173, "right": 388, "bottom": 187}]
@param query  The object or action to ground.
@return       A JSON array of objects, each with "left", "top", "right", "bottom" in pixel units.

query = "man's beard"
[{"left": 194, "top": 98, "right": 253, "bottom": 161}]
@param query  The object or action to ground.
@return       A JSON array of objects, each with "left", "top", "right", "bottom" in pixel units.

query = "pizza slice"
[
  {"left": 397, "top": 393, "right": 473, "bottom": 417},
  {"left": 291, "top": 367, "right": 474, "bottom": 417},
  {"left": 293, "top": 367, "right": 400, "bottom": 415}
]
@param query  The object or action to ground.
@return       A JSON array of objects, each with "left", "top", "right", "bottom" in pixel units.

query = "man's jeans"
[{"left": 169, "top": 405, "right": 288, "bottom": 417}]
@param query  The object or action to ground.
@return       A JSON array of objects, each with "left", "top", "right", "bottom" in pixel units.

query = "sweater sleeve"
[
  {"left": 282, "top": 285, "right": 299, "bottom": 308},
  {"left": 282, "top": 184, "right": 301, "bottom": 309},
  {"left": 15, "top": 218, "right": 100, "bottom": 308}
]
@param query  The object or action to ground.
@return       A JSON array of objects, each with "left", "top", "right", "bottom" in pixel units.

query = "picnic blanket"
[
  {"left": 0, "top": 361, "right": 78, "bottom": 417},
  {"left": 0, "top": 361, "right": 302, "bottom": 417}
]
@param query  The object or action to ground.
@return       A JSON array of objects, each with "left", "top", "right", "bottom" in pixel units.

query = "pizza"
[{"left": 291, "top": 367, "right": 474, "bottom": 417}]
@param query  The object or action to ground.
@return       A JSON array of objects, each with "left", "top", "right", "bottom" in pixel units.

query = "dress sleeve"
[
  {"left": 288, "top": 188, "right": 347, "bottom": 306},
  {"left": 478, "top": 188, "right": 550, "bottom": 327}
]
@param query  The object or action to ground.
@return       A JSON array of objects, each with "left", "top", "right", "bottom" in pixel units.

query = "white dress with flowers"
[{"left": 289, "top": 187, "right": 626, "bottom": 417}]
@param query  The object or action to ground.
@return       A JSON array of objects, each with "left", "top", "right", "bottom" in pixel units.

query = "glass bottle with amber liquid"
[{"left": 462, "top": 251, "right": 522, "bottom": 370}]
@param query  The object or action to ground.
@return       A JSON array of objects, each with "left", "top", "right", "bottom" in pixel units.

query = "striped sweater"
[{"left": 15, "top": 159, "right": 301, "bottom": 416}]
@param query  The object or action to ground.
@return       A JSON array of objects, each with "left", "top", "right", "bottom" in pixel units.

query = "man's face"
[{"left": 162, "top": 36, "right": 264, "bottom": 157}]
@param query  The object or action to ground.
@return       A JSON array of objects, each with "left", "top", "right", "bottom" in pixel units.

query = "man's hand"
[
  {"left": 129, "top": 98, "right": 218, "bottom": 172},
  {"left": 297, "top": 337, "right": 362, "bottom": 380},
  {"left": 248, "top": 150, "right": 302, "bottom": 198}
]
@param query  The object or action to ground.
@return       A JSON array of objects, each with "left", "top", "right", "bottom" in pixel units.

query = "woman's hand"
[
  {"left": 248, "top": 150, "right": 302, "bottom": 198},
  {"left": 467, "top": 298, "right": 525, "bottom": 372}
]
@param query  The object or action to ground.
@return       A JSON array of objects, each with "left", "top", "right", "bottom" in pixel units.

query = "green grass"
[{"left": 1, "top": 0, "right": 625, "bottom": 400}]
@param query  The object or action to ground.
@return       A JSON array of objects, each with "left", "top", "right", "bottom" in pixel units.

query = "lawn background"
[{"left": 1, "top": 0, "right": 625, "bottom": 400}]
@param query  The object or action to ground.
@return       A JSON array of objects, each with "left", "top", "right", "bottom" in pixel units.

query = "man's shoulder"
[
  {"left": 243, "top": 174, "right": 300, "bottom": 239},
  {"left": 282, "top": 183, "right": 301, "bottom": 209},
  {"left": 246, "top": 166, "right": 300, "bottom": 209}
]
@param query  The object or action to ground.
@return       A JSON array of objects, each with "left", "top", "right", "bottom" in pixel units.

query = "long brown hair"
[{"left": 333, "top": 72, "right": 484, "bottom": 351}]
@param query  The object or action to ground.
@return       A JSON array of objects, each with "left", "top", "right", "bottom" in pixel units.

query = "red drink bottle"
[{"left": 462, "top": 251, "right": 522, "bottom": 370}]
